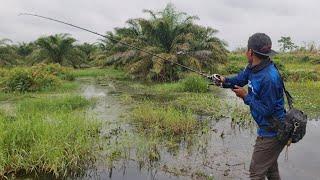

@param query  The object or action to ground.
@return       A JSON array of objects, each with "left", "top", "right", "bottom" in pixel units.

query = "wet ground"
[{"left": 79, "top": 78, "right": 320, "bottom": 180}]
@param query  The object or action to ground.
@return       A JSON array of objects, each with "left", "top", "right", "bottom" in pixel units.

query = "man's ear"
[{"left": 248, "top": 49, "right": 253, "bottom": 56}]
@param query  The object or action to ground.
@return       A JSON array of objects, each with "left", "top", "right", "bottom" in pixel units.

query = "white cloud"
[{"left": 0, "top": 0, "right": 319, "bottom": 50}]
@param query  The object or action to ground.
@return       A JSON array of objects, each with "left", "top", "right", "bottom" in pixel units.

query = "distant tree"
[
  {"left": 32, "top": 34, "right": 85, "bottom": 68},
  {"left": 76, "top": 43, "right": 98, "bottom": 62},
  {"left": 100, "top": 3, "right": 228, "bottom": 81},
  {"left": 278, "top": 36, "right": 297, "bottom": 52},
  {"left": 0, "top": 38, "right": 18, "bottom": 66},
  {"left": 16, "top": 42, "right": 35, "bottom": 57}
]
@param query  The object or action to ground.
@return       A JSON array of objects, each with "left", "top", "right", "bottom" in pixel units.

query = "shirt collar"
[{"left": 248, "top": 58, "right": 272, "bottom": 73}]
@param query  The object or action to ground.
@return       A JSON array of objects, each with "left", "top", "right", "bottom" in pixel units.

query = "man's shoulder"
[{"left": 258, "top": 64, "right": 281, "bottom": 83}]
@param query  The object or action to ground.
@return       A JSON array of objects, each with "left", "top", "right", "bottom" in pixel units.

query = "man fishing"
[{"left": 216, "top": 33, "right": 286, "bottom": 180}]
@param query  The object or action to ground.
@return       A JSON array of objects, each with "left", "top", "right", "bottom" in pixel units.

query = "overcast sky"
[{"left": 0, "top": 0, "right": 319, "bottom": 50}]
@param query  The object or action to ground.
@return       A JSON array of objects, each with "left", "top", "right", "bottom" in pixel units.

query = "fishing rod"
[{"left": 19, "top": 13, "right": 228, "bottom": 86}]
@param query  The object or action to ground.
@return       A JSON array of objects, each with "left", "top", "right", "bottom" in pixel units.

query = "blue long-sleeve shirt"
[{"left": 224, "top": 61, "right": 285, "bottom": 137}]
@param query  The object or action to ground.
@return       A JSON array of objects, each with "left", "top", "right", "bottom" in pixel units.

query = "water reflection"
[{"left": 81, "top": 79, "right": 320, "bottom": 180}]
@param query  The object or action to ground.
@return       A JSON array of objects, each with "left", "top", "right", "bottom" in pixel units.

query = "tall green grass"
[
  {"left": 180, "top": 74, "right": 209, "bottom": 93},
  {"left": 132, "top": 102, "right": 198, "bottom": 137},
  {"left": 172, "top": 93, "right": 226, "bottom": 117},
  {"left": 287, "top": 81, "right": 320, "bottom": 117},
  {"left": 0, "top": 95, "right": 100, "bottom": 178},
  {"left": 71, "top": 68, "right": 128, "bottom": 80}
]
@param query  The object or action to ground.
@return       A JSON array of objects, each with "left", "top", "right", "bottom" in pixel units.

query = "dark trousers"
[{"left": 249, "top": 137, "right": 285, "bottom": 180}]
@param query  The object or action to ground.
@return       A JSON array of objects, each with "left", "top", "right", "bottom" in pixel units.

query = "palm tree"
[
  {"left": 76, "top": 42, "right": 98, "bottom": 62},
  {"left": 16, "top": 42, "right": 35, "bottom": 57},
  {"left": 32, "top": 34, "right": 85, "bottom": 68},
  {"left": 100, "top": 3, "right": 228, "bottom": 81},
  {"left": 0, "top": 38, "right": 18, "bottom": 66}
]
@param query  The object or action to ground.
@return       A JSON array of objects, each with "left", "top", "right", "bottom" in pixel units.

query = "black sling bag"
[{"left": 267, "top": 64, "right": 308, "bottom": 145}]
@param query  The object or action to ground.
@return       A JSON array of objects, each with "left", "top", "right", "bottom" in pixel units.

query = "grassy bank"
[
  {"left": 71, "top": 67, "right": 128, "bottom": 80},
  {"left": 226, "top": 53, "right": 320, "bottom": 80},
  {"left": 287, "top": 81, "right": 320, "bottom": 118},
  {"left": 224, "top": 53, "right": 320, "bottom": 117},
  {"left": 0, "top": 66, "right": 102, "bottom": 178},
  {"left": 0, "top": 95, "right": 100, "bottom": 178}
]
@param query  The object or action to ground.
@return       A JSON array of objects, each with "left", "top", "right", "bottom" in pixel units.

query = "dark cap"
[{"left": 248, "top": 33, "right": 277, "bottom": 57}]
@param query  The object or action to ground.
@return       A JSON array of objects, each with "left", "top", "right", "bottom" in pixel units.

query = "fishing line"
[{"left": 19, "top": 13, "right": 211, "bottom": 77}]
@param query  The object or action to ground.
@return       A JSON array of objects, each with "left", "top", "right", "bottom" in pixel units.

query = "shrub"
[
  {"left": 3, "top": 67, "right": 60, "bottom": 92},
  {"left": 180, "top": 74, "right": 208, "bottom": 93},
  {"left": 3, "top": 68, "right": 34, "bottom": 92},
  {"left": 31, "top": 63, "right": 75, "bottom": 81},
  {"left": 301, "top": 55, "right": 310, "bottom": 62}
]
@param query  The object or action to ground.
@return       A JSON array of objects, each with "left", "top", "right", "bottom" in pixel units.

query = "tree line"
[{"left": 1, "top": 4, "right": 229, "bottom": 82}]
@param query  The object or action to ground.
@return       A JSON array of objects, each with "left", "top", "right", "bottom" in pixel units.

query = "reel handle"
[{"left": 207, "top": 74, "right": 235, "bottom": 89}]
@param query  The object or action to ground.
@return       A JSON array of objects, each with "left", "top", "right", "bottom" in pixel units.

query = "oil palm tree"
[
  {"left": 0, "top": 38, "right": 18, "bottom": 66},
  {"left": 32, "top": 34, "right": 85, "bottom": 68},
  {"left": 101, "top": 3, "right": 228, "bottom": 81},
  {"left": 76, "top": 42, "right": 98, "bottom": 62}
]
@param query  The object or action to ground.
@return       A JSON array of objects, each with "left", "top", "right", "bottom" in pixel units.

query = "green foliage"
[
  {"left": 71, "top": 67, "right": 128, "bottom": 80},
  {"left": 0, "top": 95, "right": 100, "bottom": 177},
  {"left": 273, "top": 60, "right": 286, "bottom": 72},
  {"left": 180, "top": 74, "right": 208, "bottom": 93},
  {"left": 0, "top": 64, "right": 77, "bottom": 92},
  {"left": 278, "top": 36, "right": 297, "bottom": 52},
  {"left": 0, "top": 38, "right": 18, "bottom": 66},
  {"left": 76, "top": 43, "right": 98, "bottom": 63},
  {"left": 132, "top": 102, "right": 198, "bottom": 136},
  {"left": 287, "top": 81, "right": 320, "bottom": 117},
  {"left": 282, "top": 70, "right": 319, "bottom": 81},
  {"left": 3, "top": 67, "right": 60, "bottom": 92},
  {"left": 18, "top": 95, "right": 91, "bottom": 112},
  {"left": 3, "top": 68, "right": 35, "bottom": 92},
  {"left": 172, "top": 93, "right": 226, "bottom": 117},
  {"left": 228, "top": 53, "right": 247, "bottom": 62},
  {"left": 230, "top": 104, "right": 253, "bottom": 127},
  {"left": 31, "top": 63, "right": 75, "bottom": 81},
  {"left": 224, "top": 63, "right": 245, "bottom": 74},
  {"left": 16, "top": 42, "right": 35, "bottom": 57},
  {"left": 32, "top": 34, "right": 86, "bottom": 68},
  {"left": 100, "top": 3, "right": 228, "bottom": 81}
]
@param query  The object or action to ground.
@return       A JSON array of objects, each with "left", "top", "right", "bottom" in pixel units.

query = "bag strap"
[{"left": 273, "top": 63, "right": 294, "bottom": 109}]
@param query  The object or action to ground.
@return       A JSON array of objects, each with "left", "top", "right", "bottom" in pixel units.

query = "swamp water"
[{"left": 78, "top": 79, "right": 319, "bottom": 180}]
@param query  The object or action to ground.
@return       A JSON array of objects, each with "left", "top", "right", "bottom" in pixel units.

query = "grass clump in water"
[
  {"left": 172, "top": 93, "right": 226, "bottom": 117},
  {"left": 132, "top": 102, "right": 198, "bottom": 136},
  {"left": 18, "top": 95, "right": 91, "bottom": 112},
  {"left": 180, "top": 74, "right": 208, "bottom": 93},
  {"left": 0, "top": 95, "right": 100, "bottom": 178}
]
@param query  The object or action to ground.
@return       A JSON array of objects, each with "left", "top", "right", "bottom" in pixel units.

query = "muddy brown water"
[{"left": 79, "top": 78, "right": 320, "bottom": 180}]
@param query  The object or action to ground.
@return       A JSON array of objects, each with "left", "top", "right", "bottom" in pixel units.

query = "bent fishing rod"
[{"left": 19, "top": 13, "right": 229, "bottom": 86}]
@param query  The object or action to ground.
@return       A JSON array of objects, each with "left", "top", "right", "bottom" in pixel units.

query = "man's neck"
[{"left": 252, "top": 57, "right": 262, "bottom": 66}]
